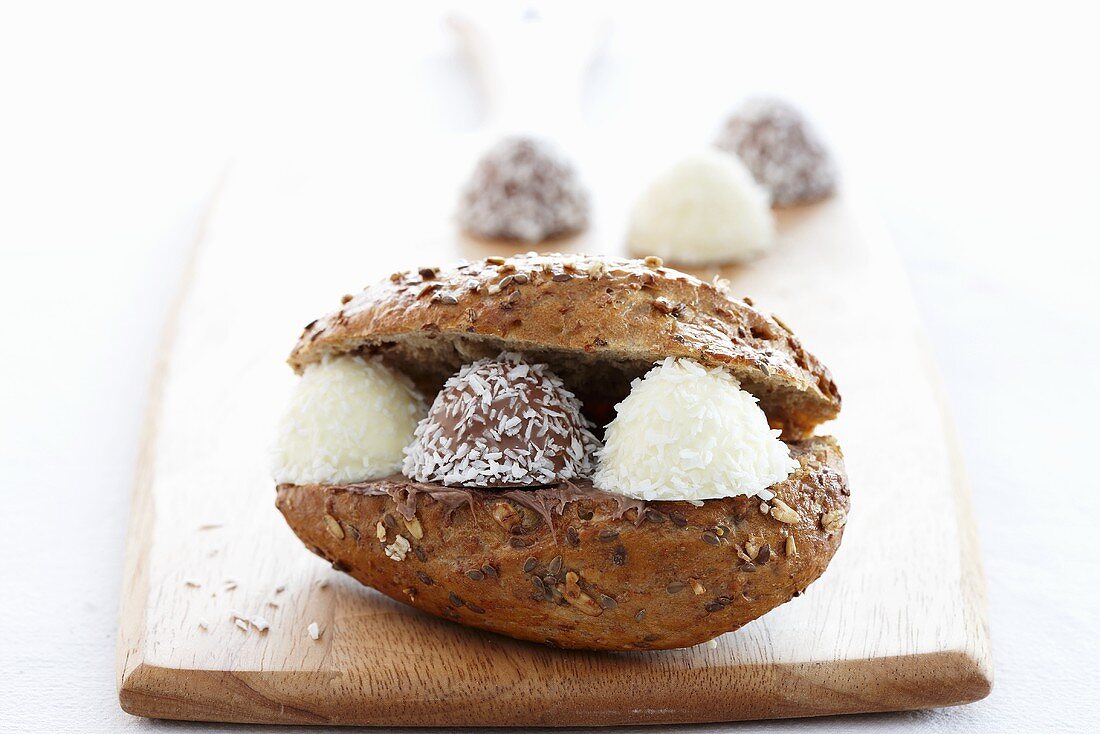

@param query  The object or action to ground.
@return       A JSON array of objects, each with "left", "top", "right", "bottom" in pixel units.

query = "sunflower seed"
[
  {"left": 323, "top": 514, "right": 344, "bottom": 539},
  {"left": 465, "top": 569, "right": 485, "bottom": 581},
  {"left": 562, "top": 571, "right": 603, "bottom": 616},
  {"left": 770, "top": 499, "right": 799, "bottom": 524},
  {"left": 523, "top": 556, "right": 538, "bottom": 573}
]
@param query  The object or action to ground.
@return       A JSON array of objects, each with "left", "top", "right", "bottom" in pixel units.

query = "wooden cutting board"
[{"left": 116, "top": 153, "right": 992, "bottom": 726}]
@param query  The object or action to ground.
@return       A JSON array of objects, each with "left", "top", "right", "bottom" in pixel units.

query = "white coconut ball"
[
  {"left": 627, "top": 150, "right": 775, "bottom": 265},
  {"left": 593, "top": 358, "right": 798, "bottom": 502},
  {"left": 272, "top": 355, "right": 426, "bottom": 485}
]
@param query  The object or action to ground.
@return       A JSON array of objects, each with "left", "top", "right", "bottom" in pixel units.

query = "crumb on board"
[{"left": 307, "top": 622, "right": 321, "bottom": 640}]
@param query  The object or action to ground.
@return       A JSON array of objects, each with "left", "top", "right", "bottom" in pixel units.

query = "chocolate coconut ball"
[
  {"left": 715, "top": 97, "right": 836, "bottom": 207},
  {"left": 402, "top": 353, "right": 600, "bottom": 488},
  {"left": 456, "top": 136, "right": 590, "bottom": 243}
]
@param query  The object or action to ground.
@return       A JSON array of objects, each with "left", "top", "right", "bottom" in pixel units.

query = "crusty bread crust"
[
  {"left": 276, "top": 437, "right": 848, "bottom": 651},
  {"left": 288, "top": 253, "right": 840, "bottom": 438}
]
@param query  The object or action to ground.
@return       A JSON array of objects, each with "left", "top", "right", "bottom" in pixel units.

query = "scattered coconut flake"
[
  {"left": 184, "top": 579, "right": 202, "bottom": 588},
  {"left": 234, "top": 619, "right": 249, "bottom": 632},
  {"left": 198, "top": 618, "right": 210, "bottom": 630},
  {"left": 250, "top": 615, "right": 269, "bottom": 632},
  {"left": 307, "top": 622, "right": 321, "bottom": 641}
]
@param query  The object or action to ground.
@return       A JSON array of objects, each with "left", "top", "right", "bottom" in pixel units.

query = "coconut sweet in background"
[
  {"left": 627, "top": 150, "right": 775, "bottom": 265},
  {"left": 456, "top": 136, "right": 590, "bottom": 243},
  {"left": 715, "top": 97, "right": 836, "bottom": 207}
]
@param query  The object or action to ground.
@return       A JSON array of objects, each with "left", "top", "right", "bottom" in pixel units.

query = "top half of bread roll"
[{"left": 288, "top": 253, "right": 840, "bottom": 438}]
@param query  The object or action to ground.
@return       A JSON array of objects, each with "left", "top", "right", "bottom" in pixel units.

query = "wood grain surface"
[{"left": 115, "top": 154, "right": 992, "bottom": 726}]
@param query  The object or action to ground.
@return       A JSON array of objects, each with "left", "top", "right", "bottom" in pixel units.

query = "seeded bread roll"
[
  {"left": 290, "top": 253, "right": 839, "bottom": 438},
  {"left": 276, "top": 437, "right": 847, "bottom": 651},
  {"left": 277, "top": 253, "right": 849, "bottom": 651}
]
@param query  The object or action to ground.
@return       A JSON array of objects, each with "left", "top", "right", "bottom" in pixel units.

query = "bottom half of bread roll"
[{"left": 276, "top": 436, "right": 848, "bottom": 651}]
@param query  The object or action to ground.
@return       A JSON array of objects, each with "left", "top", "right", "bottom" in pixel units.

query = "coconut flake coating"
[
  {"left": 402, "top": 353, "right": 601, "bottom": 488},
  {"left": 272, "top": 355, "right": 426, "bottom": 485},
  {"left": 627, "top": 150, "right": 775, "bottom": 265},
  {"left": 715, "top": 97, "right": 836, "bottom": 206},
  {"left": 456, "top": 136, "right": 590, "bottom": 243},
  {"left": 593, "top": 357, "right": 798, "bottom": 502}
]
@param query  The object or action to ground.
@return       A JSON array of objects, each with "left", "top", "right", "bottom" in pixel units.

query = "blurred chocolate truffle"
[
  {"left": 456, "top": 136, "right": 590, "bottom": 243},
  {"left": 402, "top": 353, "right": 600, "bottom": 488},
  {"left": 715, "top": 97, "right": 836, "bottom": 206}
]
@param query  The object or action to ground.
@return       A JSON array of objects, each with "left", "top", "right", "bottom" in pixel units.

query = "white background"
[{"left": 1, "top": 1, "right": 1098, "bottom": 732}]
